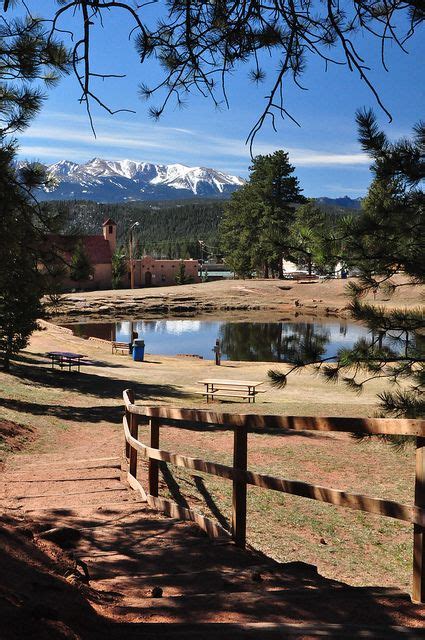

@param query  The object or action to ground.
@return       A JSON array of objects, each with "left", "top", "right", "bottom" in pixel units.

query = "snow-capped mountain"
[{"left": 35, "top": 158, "right": 245, "bottom": 202}]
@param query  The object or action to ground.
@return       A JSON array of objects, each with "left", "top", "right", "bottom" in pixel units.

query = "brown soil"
[
  {"left": 2, "top": 422, "right": 425, "bottom": 639},
  {"left": 47, "top": 275, "right": 424, "bottom": 322},
  {"left": 0, "top": 420, "right": 35, "bottom": 470}
]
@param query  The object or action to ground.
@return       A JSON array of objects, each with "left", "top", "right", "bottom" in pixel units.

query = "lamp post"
[
  {"left": 129, "top": 221, "right": 139, "bottom": 290},
  {"left": 198, "top": 239, "right": 205, "bottom": 280}
]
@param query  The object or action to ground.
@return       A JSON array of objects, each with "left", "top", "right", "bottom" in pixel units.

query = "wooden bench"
[{"left": 112, "top": 341, "right": 130, "bottom": 355}]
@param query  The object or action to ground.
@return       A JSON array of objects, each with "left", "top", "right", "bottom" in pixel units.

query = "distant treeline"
[
  {"left": 45, "top": 198, "right": 359, "bottom": 261},
  {"left": 45, "top": 199, "right": 225, "bottom": 259}
]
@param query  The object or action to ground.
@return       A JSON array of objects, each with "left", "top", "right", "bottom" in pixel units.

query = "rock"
[
  {"left": 151, "top": 586, "right": 163, "bottom": 598},
  {"left": 37, "top": 526, "right": 82, "bottom": 548},
  {"left": 319, "top": 537, "right": 328, "bottom": 545}
]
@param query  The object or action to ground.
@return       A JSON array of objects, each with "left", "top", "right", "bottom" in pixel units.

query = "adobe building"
[
  {"left": 131, "top": 256, "right": 200, "bottom": 287},
  {"left": 48, "top": 219, "right": 116, "bottom": 290},
  {"left": 48, "top": 219, "right": 200, "bottom": 290}
]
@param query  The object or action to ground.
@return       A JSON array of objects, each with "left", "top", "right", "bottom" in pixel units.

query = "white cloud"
[
  {"left": 288, "top": 151, "right": 369, "bottom": 166},
  {"left": 18, "top": 145, "right": 92, "bottom": 160},
  {"left": 18, "top": 111, "right": 370, "bottom": 172},
  {"left": 323, "top": 184, "right": 366, "bottom": 195}
]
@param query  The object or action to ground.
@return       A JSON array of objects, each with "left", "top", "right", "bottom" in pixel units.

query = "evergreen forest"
[
  {"left": 45, "top": 197, "right": 359, "bottom": 262},
  {"left": 46, "top": 199, "right": 225, "bottom": 260}
]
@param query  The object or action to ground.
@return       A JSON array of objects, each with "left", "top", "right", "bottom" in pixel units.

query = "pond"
[{"left": 63, "top": 318, "right": 394, "bottom": 363}]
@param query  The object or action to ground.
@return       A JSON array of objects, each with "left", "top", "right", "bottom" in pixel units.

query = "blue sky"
[{"left": 17, "top": 2, "right": 425, "bottom": 197}]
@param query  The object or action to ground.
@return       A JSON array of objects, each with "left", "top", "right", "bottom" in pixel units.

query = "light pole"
[
  {"left": 129, "top": 221, "right": 139, "bottom": 289},
  {"left": 198, "top": 239, "right": 205, "bottom": 280}
]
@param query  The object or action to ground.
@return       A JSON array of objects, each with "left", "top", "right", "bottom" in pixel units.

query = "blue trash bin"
[{"left": 132, "top": 339, "right": 145, "bottom": 362}]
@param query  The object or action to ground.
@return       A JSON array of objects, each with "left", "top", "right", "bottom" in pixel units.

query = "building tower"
[{"left": 102, "top": 218, "right": 117, "bottom": 255}]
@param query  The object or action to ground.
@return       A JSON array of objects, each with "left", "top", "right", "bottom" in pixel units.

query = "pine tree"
[
  {"left": 0, "top": 15, "right": 68, "bottom": 371},
  {"left": 69, "top": 240, "right": 94, "bottom": 282},
  {"left": 220, "top": 151, "right": 304, "bottom": 277},
  {"left": 288, "top": 201, "right": 338, "bottom": 275},
  {"left": 0, "top": 166, "right": 43, "bottom": 371},
  {"left": 175, "top": 260, "right": 194, "bottom": 285},
  {"left": 111, "top": 248, "right": 127, "bottom": 289},
  {"left": 269, "top": 111, "right": 425, "bottom": 419}
]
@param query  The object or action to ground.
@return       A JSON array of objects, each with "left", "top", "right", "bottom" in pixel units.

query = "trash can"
[{"left": 132, "top": 339, "right": 145, "bottom": 362}]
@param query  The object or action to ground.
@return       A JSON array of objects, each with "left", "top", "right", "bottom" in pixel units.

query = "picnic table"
[
  {"left": 197, "top": 378, "right": 264, "bottom": 403},
  {"left": 47, "top": 351, "right": 87, "bottom": 373}
]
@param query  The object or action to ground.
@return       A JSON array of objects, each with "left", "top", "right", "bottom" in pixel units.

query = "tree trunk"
[
  {"left": 278, "top": 255, "right": 284, "bottom": 279},
  {"left": 264, "top": 263, "right": 269, "bottom": 279},
  {"left": 308, "top": 254, "right": 312, "bottom": 276},
  {"left": 3, "top": 341, "right": 11, "bottom": 372}
]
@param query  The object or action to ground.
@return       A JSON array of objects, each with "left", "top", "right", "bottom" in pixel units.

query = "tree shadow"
[
  {"left": 192, "top": 474, "right": 230, "bottom": 531},
  {"left": 7, "top": 503, "right": 423, "bottom": 639},
  {"left": 159, "top": 462, "right": 190, "bottom": 509},
  {"left": 6, "top": 361, "right": 184, "bottom": 402},
  {"left": 15, "top": 351, "right": 160, "bottom": 371},
  {"left": 0, "top": 398, "right": 123, "bottom": 424}
]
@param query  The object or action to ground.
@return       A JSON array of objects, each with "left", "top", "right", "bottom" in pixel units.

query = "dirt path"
[{"left": 2, "top": 410, "right": 425, "bottom": 638}]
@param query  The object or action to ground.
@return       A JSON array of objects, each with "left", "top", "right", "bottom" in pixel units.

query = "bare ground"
[
  {"left": 1, "top": 400, "right": 425, "bottom": 638},
  {"left": 47, "top": 276, "right": 424, "bottom": 322}
]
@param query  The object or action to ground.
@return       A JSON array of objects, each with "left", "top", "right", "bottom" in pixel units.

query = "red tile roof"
[{"left": 46, "top": 234, "right": 112, "bottom": 265}]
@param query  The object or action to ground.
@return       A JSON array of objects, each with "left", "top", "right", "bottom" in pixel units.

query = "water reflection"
[
  {"left": 219, "top": 322, "right": 331, "bottom": 363},
  {"left": 64, "top": 318, "right": 382, "bottom": 363}
]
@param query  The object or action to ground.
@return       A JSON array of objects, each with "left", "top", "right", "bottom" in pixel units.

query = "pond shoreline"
[
  {"left": 57, "top": 316, "right": 384, "bottom": 364},
  {"left": 44, "top": 276, "right": 421, "bottom": 324},
  {"left": 45, "top": 279, "right": 348, "bottom": 323}
]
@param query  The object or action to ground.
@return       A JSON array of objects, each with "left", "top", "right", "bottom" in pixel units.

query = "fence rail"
[{"left": 122, "top": 389, "right": 425, "bottom": 604}]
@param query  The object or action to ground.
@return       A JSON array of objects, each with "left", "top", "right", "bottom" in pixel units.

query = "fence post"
[
  {"left": 129, "top": 411, "right": 139, "bottom": 478},
  {"left": 413, "top": 436, "right": 425, "bottom": 603},
  {"left": 232, "top": 425, "right": 248, "bottom": 548},
  {"left": 148, "top": 418, "right": 160, "bottom": 497},
  {"left": 125, "top": 389, "right": 135, "bottom": 460}
]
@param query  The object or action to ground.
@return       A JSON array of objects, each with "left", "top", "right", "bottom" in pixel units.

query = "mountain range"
[
  {"left": 35, "top": 158, "right": 245, "bottom": 202},
  {"left": 315, "top": 196, "right": 362, "bottom": 210},
  {"left": 24, "top": 157, "right": 363, "bottom": 208}
]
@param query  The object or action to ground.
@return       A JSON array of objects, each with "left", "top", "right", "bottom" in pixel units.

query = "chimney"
[{"left": 102, "top": 218, "right": 117, "bottom": 255}]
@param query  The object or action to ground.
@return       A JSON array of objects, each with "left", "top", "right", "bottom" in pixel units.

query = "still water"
[{"left": 65, "top": 318, "right": 385, "bottom": 363}]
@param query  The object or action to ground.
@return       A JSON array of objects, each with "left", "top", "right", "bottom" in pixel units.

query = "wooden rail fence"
[{"left": 123, "top": 390, "right": 425, "bottom": 604}]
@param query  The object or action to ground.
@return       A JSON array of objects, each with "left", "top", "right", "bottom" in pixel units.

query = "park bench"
[
  {"left": 197, "top": 378, "right": 265, "bottom": 403},
  {"left": 112, "top": 341, "right": 130, "bottom": 355}
]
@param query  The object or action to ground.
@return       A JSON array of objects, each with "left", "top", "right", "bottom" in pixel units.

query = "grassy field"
[{"left": 0, "top": 320, "right": 418, "bottom": 593}]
